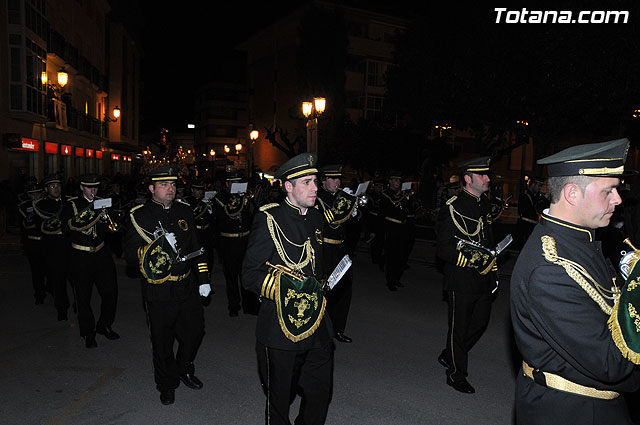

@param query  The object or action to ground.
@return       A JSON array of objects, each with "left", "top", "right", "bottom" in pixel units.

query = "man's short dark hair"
[
  {"left": 547, "top": 175, "right": 592, "bottom": 203},
  {"left": 460, "top": 172, "right": 472, "bottom": 187}
]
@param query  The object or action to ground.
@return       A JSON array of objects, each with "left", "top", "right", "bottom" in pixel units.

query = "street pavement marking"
[{"left": 44, "top": 367, "right": 125, "bottom": 425}]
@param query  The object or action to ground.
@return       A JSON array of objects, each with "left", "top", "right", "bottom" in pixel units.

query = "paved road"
[{"left": 0, "top": 229, "right": 523, "bottom": 425}]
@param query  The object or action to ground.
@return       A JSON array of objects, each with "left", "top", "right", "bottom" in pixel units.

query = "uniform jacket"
[
  {"left": 124, "top": 199, "right": 208, "bottom": 301},
  {"left": 511, "top": 213, "right": 640, "bottom": 395},
  {"left": 436, "top": 189, "right": 495, "bottom": 293},
  {"left": 60, "top": 196, "right": 110, "bottom": 249},
  {"left": 242, "top": 198, "right": 331, "bottom": 350},
  {"left": 316, "top": 187, "right": 358, "bottom": 266},
  {"left": 211, "top": 191, "right": 255, "bottom": 236}
]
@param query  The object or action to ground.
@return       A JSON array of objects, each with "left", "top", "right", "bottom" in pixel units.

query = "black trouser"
[
  {"left": 221, "top": 235, "right": 259, "bottom": 314},
  {"left": 24, "top": 238, "right": 46, "bottom": 300},
  {"left": 44, "top": 237, "right": 70, "bottom": 313},
  {"left": 68, "top": 247, "right": 118, "bottom": 337},
  {"left": 441, "top": 289, "right": 493, "bottom": 382},
  {"left": 256, "top": 342, "right": 334, "bottom": 425},
  {"left": 370, "top": 231, "right": 384, "bottom": 267},
  {"left": 384, "top": 224, "right": 411, "bottom": 287},
  {"left": 145, "top": 292, "right": 205, "bottom": 392},
  {"left": 324, "top": 243, "right": 352, "bottom": 335}
]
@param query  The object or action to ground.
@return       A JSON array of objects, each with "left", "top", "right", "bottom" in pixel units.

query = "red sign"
[
  {"left": 96, "top": 150, "right": 103, "bottom": 159},
  {"left": 61, "top": 145, "right": 72, "bottom": 156},
  {"left": 75, "top": 147, "right": 85, "bottom": 157},
  {"left": 111, "top": 154, "right": 120, "bottom": 161},
  {"left": 86, "top": 149, "right": 93, "bottom": 158},
  {"left": 13, "top": 137, "right": 40, "bottom": 152},
  {"left": 127, "top": 156, "right": 132, "bottom": 162},
  {"left": 45, "top": 142, "right": 58, "bottom": 154}
]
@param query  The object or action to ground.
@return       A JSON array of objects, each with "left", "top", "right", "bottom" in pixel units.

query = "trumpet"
[
  {"left": 99, "top": 208, "right": 120, "bottom": 232},
  {"left": 620, "top": 238, "right": 640, "bottom": 281},
  {"left": 266, "top": 261, "right": 307, "bottom": 282},
  {"left": 357, "top": 194, "right": 369, "bottom": 207}
]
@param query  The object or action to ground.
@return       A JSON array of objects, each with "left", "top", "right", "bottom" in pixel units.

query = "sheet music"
[
  {"left": 355, "top": 181, "right": 370, "bottom": 196},
  {"left": 495, "top": 234, "right": 513, "bottom": 255},
  {"left": 230, "top": 182, "right": 247, "bottom": 194},
  {"left": 401, "top": 182, "right": 412, "bottom": 191},
  {"left": 93, "top": 198, "right": 112, "bottom": 209},
  {"left": 327, "top": 255, "right": 352, "bottom": 290},
  {"left": 204, "top": 191, "right": 217, "bottom": 201}
]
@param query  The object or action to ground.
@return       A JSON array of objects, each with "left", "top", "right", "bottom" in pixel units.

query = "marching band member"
[
  {"left": 242, "top": 153, "right": 333, "bottom": 425},
  {"left": 435, "top": 157, "right": 499, "bottom": 393},
  {"left": 316, "top": 164, "right": 359, "bottom": 343},
  {"left": 61, "top": 174, "right": 119, "bottom": 348},
  {"left": 511, "top": 139, "right": 640, "bottom": 424},
  {"left": 124, "top": 165, "right": 211, "bottom": 405}
]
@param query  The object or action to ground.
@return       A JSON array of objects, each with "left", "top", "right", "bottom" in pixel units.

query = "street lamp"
[
  {"left": 302, "top": 97, "right": 326, "bottom": 154},
  {"left": 104, "top": 106, "right": 120, "bottom": 122}
]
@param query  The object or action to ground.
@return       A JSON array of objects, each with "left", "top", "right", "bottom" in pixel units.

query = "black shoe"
[
  {"left": 335, "top": 333, "right": 353, "bottom": 343},
  {"left": 96, "top": 326, "right": 120, "bottom": 340},
  {"left": 180, "top": 373, "right": 203, "bottom": 390},
  {"left": 229, "top": 310, "right": 239, "bottom": 317},
  {"left": 85, "top": 333, "right": 97, "bottom": 349},
  {"left": 437, "top": 354, "right": 451, "bottom": 370},
  {"left": 57, "top": 310, "right": 68, "bottom": 321},
  {"left": 160, "top": 389, "right": 175, "bottom": 405},
  {"left": 447, "top": 376, "right": 475, "bottom": 393}
]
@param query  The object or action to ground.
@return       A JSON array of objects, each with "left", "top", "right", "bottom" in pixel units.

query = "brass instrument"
[
  {"left": 99, "top": 207, "right": 120, "bottom": 232},
  {"left": 266, "top": 261, "right": 307, "bottom": 282},
  {"left": 356, "top": 193, "right": 369, "bottom": 207},
  {"left": 619, "top": 238, "right": 640, "bottom": 281}
]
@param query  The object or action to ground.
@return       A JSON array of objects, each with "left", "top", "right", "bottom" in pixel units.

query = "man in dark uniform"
[
  {"left": 511, "top": 138, "right": 640, "bottom": 424},
  {"left": 435, "top": 157, "right": 502, "bottom": 393},
  {"left": 516, "top": 176, "right": 544, "bottom": 248},
  {"left": 61, "top": 174, "right": 119, "bottom": 348},
  {"left": 124, "top": 165, "right": 211, "bottom": 405},
  {"left": 33, "top": 173, "right": 71, "bottom": 321},
  {"left": 363, "top": 172, "right": 385, "bottom": 271},
  {"left": 18, "top": 180, "right": 46, "bottom": 304},
  {"left": 211, "top": 169, "right": 259, "bottom": 316},
  {"left": 242, "top": 152, "right": 334, "bottom": 425},
  {"left": 316, "top": 164, "right": 360, "bottom": 343},
  {"left": 379, "top": 171, "right": 413, "bottom": 291},
  {"left": 184, "top": 178, "right": 215, "bottom": 282}
]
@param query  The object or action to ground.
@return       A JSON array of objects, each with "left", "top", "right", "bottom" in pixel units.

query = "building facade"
[{"left": 0, "top": 0, "right": 140, "bottom": 194}]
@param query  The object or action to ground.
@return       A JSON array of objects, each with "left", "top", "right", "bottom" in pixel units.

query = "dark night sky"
[{"left": 111, "top": 1, "right": 426, "bottom": 135}]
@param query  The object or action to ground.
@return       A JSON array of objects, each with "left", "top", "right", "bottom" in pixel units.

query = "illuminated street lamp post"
[{"left": 302, "top": 97, "right": 326, "bottom": 154}]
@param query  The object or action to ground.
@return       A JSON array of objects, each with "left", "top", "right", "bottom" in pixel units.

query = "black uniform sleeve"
[
  {"left": 242, "top": 211, "right": 274, "bottom": 297},
  {"left": 435, "top": 204, "right": 459, "bottom": 265}
]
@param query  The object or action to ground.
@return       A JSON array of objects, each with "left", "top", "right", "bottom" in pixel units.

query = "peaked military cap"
[
  {"left": 225, "top": 168, "right": 244, "bottom": 181},
  {"left": 320, "top": 164, "right": 343, "bottom": 178},
  {"left": 147, "top": 165, "right": 178, "bottom": 181},
  {"left": 191, "top": 178, "right": 205, "bottom": 189},
  {"left": 458, "top": 156, "right": 491, "bottom": 174},
  {"left": 275, "top": 152, "right": 318, "bottom": 181},
  {"left": 79, "top": 173, "right": 101, "bottom": 187},
  {"left": 43, "top": 173, "right": 62, "bottom": 186},
  {"left": 388, "top": 170, "right": 403, "bottom": 180},
  {"left": 25, "top": 180, "right": 42, "bottom": 193},
  {"left": 537, "top": 138, "right": 635, "bottom": 177}
]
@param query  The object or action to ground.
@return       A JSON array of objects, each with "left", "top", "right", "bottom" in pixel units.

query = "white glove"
[
  {"left": 342, "top": 187, "right": 354, "bottom": 195},
  {"left": 199, "top": 284, "right": 211, "bottom": 297},
  {"left": 164, "top": 232, "right": 178, "bottom": 253},
  {"left": 351, "top": 204, "right": 359, "bottom": 217}
]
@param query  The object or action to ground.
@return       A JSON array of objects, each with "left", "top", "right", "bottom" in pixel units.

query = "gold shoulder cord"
[
  {"left": 263, "top": 210, "right": 315, "bottom": 276},
  {"left": 448, "top": 203, "right": 483, "bottom": 241},
  {"left": 130, "top": 206, "right": 154, "bottom": 244},
  {"left": 541, "top": 235, "right": 619, "bottom": 315}
]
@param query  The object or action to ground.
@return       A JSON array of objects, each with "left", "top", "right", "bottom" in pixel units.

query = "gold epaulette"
[
  {"left": 445, "top": 195, "right": 457, "bottom": 206},
  {"left": 259, "top": 203, "right": 279, "bottom": 212}
]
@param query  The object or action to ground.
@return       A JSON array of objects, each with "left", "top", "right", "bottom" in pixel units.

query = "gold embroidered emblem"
[{"left": 178, "top": 219, "right": 188, "bottom": 231}]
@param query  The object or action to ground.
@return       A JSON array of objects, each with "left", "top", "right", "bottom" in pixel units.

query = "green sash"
[
  {"left": 137, "top": 234, "right": 179, "bottom": 284},
  {"left": 274, "top": 271, "right": 326, "bottom": 342},
  {"left": 609, "top": 244, "right": 640, "bottom": 364}
]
